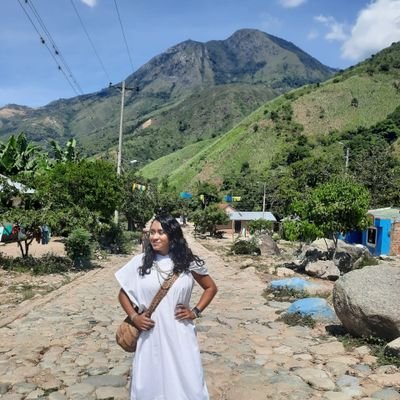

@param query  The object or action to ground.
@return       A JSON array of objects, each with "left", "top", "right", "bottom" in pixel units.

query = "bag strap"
[{"left": 146, "top": 273, "right": 179, "bottom": 316}]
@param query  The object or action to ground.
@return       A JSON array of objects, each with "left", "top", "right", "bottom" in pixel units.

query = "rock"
[
  {"left": 333, "top": 265, "right": 400, "bottom": 340},
  {"left": 384, "top": 337, "right": 400, "bottom": 358},
  {"left": 82, "top": 375, "right": 126, "bottom": 388},
  {"left": 95, "top": 386, "right": 129, "bottom": 400},
  {"left": 25, "top": 389, "right": 45, "bottom": 399},
  {"left": 286, "top": 298, "right": 337, "bottom": 322},
  {"left": 305, "top": 260, "right": 340, "bottom": 280},
  {"left": 293, "top": 367, "right": 336, "bottom": 390},
  {"left": 65, "top": 383, "right": 95, "bottom": 398},
  {"left": 258, "top": 234, "right": 281, "bottom": 256},
  {"left": 276, "top": 267, "right": 295, "bottom": 277},
  {"left": 240, "top": 259, "right": 253, "bottom": 269},
  {"left": 323, "top": 392, "right": 353, "bottom": 400},
  {"left": 371, "top": 388, "right": 400, "bottom": 400},
  {"left": 48, "top": 393, "right": 67, "bottom": 400},
  {"left": 0, "top": 383, "right": 10, "bottom": 394}
]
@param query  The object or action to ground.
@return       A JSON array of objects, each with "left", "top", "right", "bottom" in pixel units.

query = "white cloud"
[
  {"left": 80, "top": 0, "right": 97, "bottom": 7},
  {"left": 307, "top": 30, "right": 319, "bottom": 40},
  {"left": 314, "top": 15, "right": 348, "bottom": 41},
  {"left": 341, "top": 0, "right": 400, "bottom": 61},
  {"left": 278, "top": 0, "right": 307, "bottom": 9}
]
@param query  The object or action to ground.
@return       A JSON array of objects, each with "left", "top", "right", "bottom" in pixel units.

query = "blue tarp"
[
  {"left": 269, "top": 277, "right": 317, "bottom": 291},
  {"left": 287, "top": 298, "right": 337, "bottom": 321}
]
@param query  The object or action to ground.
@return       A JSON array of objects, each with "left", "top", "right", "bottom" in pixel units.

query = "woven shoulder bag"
[{"left": 116, "top": 273, "right": 178, "bottom": 352}]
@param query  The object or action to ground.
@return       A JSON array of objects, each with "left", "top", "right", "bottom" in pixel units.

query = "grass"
[
  {"left": 263, "top": 287, "right": 311, "bottom": 302},
  {"left": 336, "top": 333, "right": 400, "bottom": 368},
  {"left": 278, "top": 312, "right": 316, "bottom": 328}
]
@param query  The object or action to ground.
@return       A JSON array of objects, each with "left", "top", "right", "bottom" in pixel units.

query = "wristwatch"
[{"left": 192, "top": 307, "right": 202, "bottom": 319}]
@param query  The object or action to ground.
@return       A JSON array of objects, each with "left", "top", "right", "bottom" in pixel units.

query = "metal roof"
[
  {"left": 229, "top": 211, "right": 276, "bottom": 222},
  {"left": 0, "top": 174, "right": 35, "bottom": 194},
  {"left": 368, "top": 207, "right": 400, "bottom": 222}
]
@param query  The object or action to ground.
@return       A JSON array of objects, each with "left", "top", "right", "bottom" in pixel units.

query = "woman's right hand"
[{"left": 131, "top": 312, "right": 155, "bottom": 331}]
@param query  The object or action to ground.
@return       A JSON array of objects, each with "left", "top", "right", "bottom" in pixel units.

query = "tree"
[
  {"left": 34, "top": 159, "right": 123, "bottom": 223},
  {"left": 298, "top": 177, "right": 370, "bottom": 252},
  {"left": 121, "top": 172, "right": 156, "bottom": 231},
  {"left": 0, "top": 133, "right": 42, "bottom": 176},
  {"left": 191, "top": 205, "right": 229, "bottom": 236},
  {"left": 50, "top": 138, "right": 79, "bottom": 163}
]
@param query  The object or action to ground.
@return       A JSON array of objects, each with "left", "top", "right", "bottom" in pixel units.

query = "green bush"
[
  {"left": 94, "top": 223, "right": 135, "bottom": 254},
  {"left": 248, "top": 219, "right": 273, "bottom": 234},
  {"left": 65, "top": 228, "right": 92, "bottom": 268},
  {"left": 230, "top": 239, "right": 261, "bottom": 255},
  {"left": 0, "top": 252, "right": 73, "bottom": 275}
]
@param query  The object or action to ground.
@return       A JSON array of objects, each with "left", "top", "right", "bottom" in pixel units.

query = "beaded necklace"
[{"left": 152, "top": 260, "right": 174, "bottom": 286}]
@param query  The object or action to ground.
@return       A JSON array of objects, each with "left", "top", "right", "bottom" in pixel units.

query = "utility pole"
[
  {"left": 113, "top": 80, "right": 136, "bottom": 224},
  {"left": 262, "top": 182, "right": 266, "bottom": 219},
  {"left": 345, "top": 146, "right": 350, "bottom": 173}
]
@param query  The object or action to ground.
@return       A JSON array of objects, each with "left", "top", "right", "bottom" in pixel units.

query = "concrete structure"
[
  {"left": 346, "top": 207, "right": 400, "bottom": 256},
  {"left": 229, "top": 211, "right": 277, "bottom": 236}
]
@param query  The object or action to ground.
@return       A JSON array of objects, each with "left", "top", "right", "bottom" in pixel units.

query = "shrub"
[
  {"left": 279, "top": 312, "right": 316, "bottom": 328},
  {"left": 65, "top": 228, "right": 92, "bottom": 268},
  {"left": 248, "top": 219, "right": 273, "bottom": 235},
  {"left": 94, "top": 223, "right": 135, "bottom": 254},
  {"left": 0, "top": 252, "right": 73, "bottom": 275},
  {"left": 230, "top": 239, "right": 261, "bottom": 255}
]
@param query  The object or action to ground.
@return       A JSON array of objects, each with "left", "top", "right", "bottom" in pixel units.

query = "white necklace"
[{"left": 152, "top": 261, "right": 174, "bottom": 286}]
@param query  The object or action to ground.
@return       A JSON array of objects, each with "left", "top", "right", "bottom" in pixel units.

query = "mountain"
[
  {"left": 0, "top": 29, "right": 335, "bottom": 163},
  {"left": 140, "top": 41, "right": 400, "bottom": 190}
]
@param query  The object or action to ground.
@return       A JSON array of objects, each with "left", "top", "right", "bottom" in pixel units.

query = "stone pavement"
[{"left": 0, "top": 232, "right": 400, "bottom": 400}]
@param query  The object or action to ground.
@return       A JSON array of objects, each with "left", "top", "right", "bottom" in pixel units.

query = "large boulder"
[
  {"left": 305, "top": 260, "right": 340, "bottom": 281},
  {"left": 333, "top": 264, "right": 400, "bottom": 340},
  {"left": 258, "top": 234, "right": 281, "bottom": 256}
]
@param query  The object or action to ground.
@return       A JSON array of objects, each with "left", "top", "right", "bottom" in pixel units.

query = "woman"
[{"left": 115, "top": 213, "right": 218, "bottom": 400}]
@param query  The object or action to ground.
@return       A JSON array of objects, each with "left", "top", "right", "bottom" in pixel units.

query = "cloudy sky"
[{"left": 1, "top": 0, "right": 400, "bottom": 107}]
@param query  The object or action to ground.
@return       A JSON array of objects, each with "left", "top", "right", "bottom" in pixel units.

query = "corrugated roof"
[
  {"left": 229, "top": 211, "right": 276, "bottom": 222},
  {"left": 0, "top": 174, "right": 35, "bottom": 194},
  {"left": 368, "top": 207, "right": 400, "bottom": 221}
]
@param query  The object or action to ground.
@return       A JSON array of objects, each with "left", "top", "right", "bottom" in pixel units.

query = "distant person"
[
  {"left": 115, "top": 213, "right": 218, "bottom": 400},
  {"left": 140, "top": 228, "right": 149, "bottom": 252}
]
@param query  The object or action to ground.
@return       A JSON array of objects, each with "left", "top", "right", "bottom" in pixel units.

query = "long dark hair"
[{"left": 139, "top": 213, "right": 204, "bottom": 276}]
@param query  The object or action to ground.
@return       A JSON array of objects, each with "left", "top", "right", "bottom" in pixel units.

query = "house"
[
  {"left": 216, "top": 203, "right": 238, "bottom": 231},
  {"left": 345, "top": 207, "right": 400, "bottom": 256},
  {"left": 229, "top": 211, "right": 277, "bottom": 236}
]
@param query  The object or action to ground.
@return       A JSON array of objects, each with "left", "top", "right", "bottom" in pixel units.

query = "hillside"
[
  {"left": 141, "top": 42, "right": 400, "bottom": 192},
  {"left": 0, "top": 29, "right": 334, "bottom": 162}
]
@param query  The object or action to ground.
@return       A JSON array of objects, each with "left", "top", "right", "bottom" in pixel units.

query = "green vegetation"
[
  {"left": 336, "top": 333, "right": 400, "bottom": 368},
  {"left": 229, "top": 239, "right": 261, "bottom": 255},
  {"left": 279, "top": 312, "right": 316, "bottom": 328}
]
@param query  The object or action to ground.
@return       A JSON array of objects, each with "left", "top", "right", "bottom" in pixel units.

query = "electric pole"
[{"left": 113, "top": 80, "right": 137, "bottom": 224}]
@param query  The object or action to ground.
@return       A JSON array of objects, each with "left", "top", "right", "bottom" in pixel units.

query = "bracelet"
[{"left": 192, "top": 307, "right": 202, "bottom": 319}]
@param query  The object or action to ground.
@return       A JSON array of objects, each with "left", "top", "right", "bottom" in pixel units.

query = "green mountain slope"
[
  {"left": 141, "top": 42, "right": 400, "bottom": 191},
  {"left": 0, "top": 29, "right": 334, "bottom": 162}
]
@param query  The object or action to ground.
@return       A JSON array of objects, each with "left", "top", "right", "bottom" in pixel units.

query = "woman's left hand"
[{"left": 175, "top": 304, "right": 196, "bottom": 321}]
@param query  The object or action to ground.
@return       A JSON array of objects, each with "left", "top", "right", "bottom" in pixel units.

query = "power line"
[
  {"left": 113, "top": 0, "right": 135, "bottom": 74},
  {"left": 16, "top": 0, "right": 82, "bottom": 98},
  {"left": 69, "top": 0, "right": 112, "bottom": 85},
  {"left": 16, "top": 0, "right": 99, "bottom": 132}
]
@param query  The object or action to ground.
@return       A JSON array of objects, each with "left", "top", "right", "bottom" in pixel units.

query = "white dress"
[{"left": 115, "top": 253, "right": 209, "bottom": 400}]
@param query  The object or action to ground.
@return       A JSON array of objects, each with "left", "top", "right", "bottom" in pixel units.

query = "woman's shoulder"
[
  {"left": 189, "top": 259, "right": 208, "bottom": 275},
  {"left": 116, "top": 253, "right": 144, "bottom": 275}
]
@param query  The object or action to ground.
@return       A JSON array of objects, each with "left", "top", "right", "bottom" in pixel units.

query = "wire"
[
  {"left": 16, "top": 0, "right": 99, "bottom": 132},
  {"left": 69, "top": 0, "right": 112, "bottom": 85},
  {"left": 16, "top": 0, "right": 82, "bottom": 98},
  {"left": 113, "top": 0, "right": 135, "bottom": 74}
]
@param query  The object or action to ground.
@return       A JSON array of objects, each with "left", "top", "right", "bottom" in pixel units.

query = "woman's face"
[{"left": 149, "top": 220, "right": 170, "bottom": 255}]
